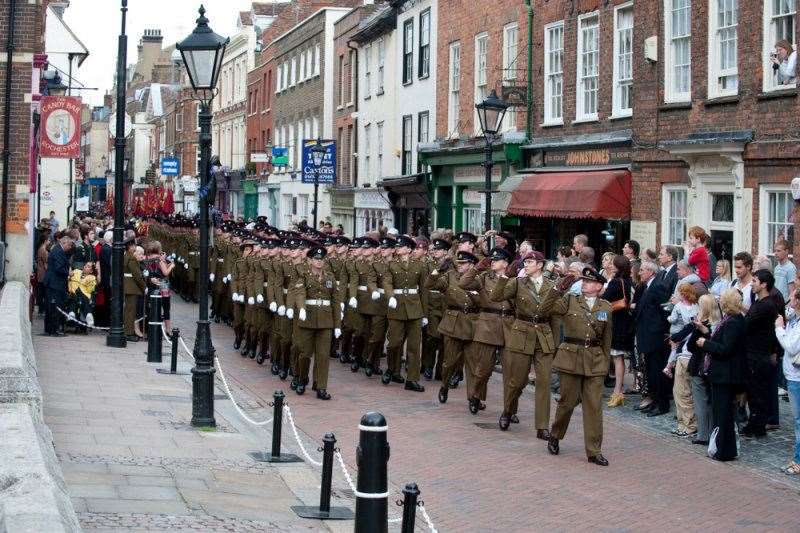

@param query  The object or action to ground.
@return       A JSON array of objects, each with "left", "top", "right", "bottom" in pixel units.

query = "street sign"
[
  {"left": 161, "top": 157, "right": 180, "bottom": 176},
  {"left": 250, "top": 152, "right": 270, "bottom": 163},
  {"left": 271, "top": 146, "right": 288, "bottom": 166},
  {"left": 301, "top": 140, "right": 336, "bottom": 184}
]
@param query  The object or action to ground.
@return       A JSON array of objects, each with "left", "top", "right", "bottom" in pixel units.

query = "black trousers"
[
  {"left": 711, "top": 383, "right": 738, "bottom": 461},
  {"left": 45, "top": 287, "right": 66, "bottom": 334},
  {"left": 645, "top": 345, "right": 672, "bottom": 410},
  {"left": 745, "top": 357, "right": 771, "bottom": 433}
]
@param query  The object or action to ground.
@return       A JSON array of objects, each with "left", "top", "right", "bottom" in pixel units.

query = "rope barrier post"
[
  {"left": 399, "top": 483, "right": 420, "bottom": 533},
  {"left": 292, "top": 433, "right": 354, "bottom": 520},
  {"left": 146, "top": 293, "right": 162, "bottom": 363},
  {"left": 157, "top": 328, "right": 190, "bottom": 375},
  {"left": 354, "top": 412, "right": 389, "bottom": 533},
  {"left": 249, "top": 390, "right": 301, "bottom": 463}
]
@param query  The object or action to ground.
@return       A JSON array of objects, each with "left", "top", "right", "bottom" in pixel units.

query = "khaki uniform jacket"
[
  {"left": 326, "top": 255, "right": 349, "bottom": 303},
  {"left": 354, "top": 259, "right": 381, "bottom": 315},
  {"left": 551, "top": 294, "right": 613, "bottom": 376},
  {"left": 423, "top": 258, "right": 444, "bottom": 319},
  {"left": 123, "top": 251, "right": 146, "bottom": 295},
  {"left": 490, "top": 276, "right": 561, "bottom": 355},
  {"left": 287, "top": 262, "right": 308, "bottom": 311},
  {"left": 368, "top": 260, "right": 389, "bottom": 316},
  {"left": 383, "top": 258, "right": 428, "bottom": 321},
  {"left": 296, "top": 269, "right": 342, "bottom": 330},
  {"left": 425, "top": 269, "right": 476, "bottom": 341},
  {"left": 458, "top": 268, "right": 514, "bottom": 347}
]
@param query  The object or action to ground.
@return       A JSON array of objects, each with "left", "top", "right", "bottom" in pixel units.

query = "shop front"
[
  {"left": 242, "top": 179, "right": 259, "bottom": 221},
  {"left": 353, "top": 187, "right": 394, "bottom": 236},
  {"left": 380, "top": 173, "right": 430, "bottom": 236},
  {"left": 506, "top": 130, "right": 634, "bottom": 257},
  {"left": 418, "top": 136, "right": 523, "bottom": 233},
  {"left": 330, "top": 186, "right": 355, "bottom": 235}
]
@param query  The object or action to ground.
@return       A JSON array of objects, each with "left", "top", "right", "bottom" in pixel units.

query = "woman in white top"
[
  {"left": 771, "top": 39, "right": 797, "bottom": 86},
  {"left": 774, "top": 287, "right": 800, "bottom": 475},
  {"left": 709, "top": 260, "right": 731, "bottom": 300}
]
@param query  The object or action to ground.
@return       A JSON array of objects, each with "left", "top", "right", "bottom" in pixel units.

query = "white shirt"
[
  {"left": 733, "top": 278, "right": 753, "bottom": 311},
  {"left": 777, "top": 50, "right": 797, "bottom": 85},
  {"left": 530, "top": 275, "right": 543, "bottom": 292},
  {"left": 584, "top": 296, "right": 596, "bottom": 309},
  {"left": 776, "top": 312, "right": 800, "bottom": 382}
]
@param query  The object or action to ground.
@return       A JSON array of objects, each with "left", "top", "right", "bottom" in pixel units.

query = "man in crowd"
[
  {"left": 43, "top": 234, "right": 73, "bottom": 336},
  {"left": 773, "top": 239, "right": 796, "bottom": 303},
  {"left": 634, "top": 258, "right": 671, "bottom": 417},
  {"left": 732, "top": 251, "right": 755, "bottom": 311}
]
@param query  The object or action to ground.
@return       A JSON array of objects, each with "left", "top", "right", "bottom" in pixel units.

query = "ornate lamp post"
[
  {"left": 176, "top": 4, "right": 229, "bottom": 427},
  {"left": 310, "top": 139, "right": 326, "bottom": 229},
  {"left": 475, "top": 89, "right": 509, "bottom": 233}
]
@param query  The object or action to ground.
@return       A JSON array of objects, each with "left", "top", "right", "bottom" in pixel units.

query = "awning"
[
  {"left": 381, "top": 173, "right": 429, "bottom": 209},
  {"left": 507, "top": 169, "right": 631, "bottom": 220}
]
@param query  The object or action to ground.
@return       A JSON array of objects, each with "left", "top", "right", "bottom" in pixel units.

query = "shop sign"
[
  {"left": 301, "top": 139, "right": 336, "bottom": 184},
  {"left": 453, "top": 165, "right": 501, "bottom": 184},
  {"left": 629, "top": 220, "right": 657, "bottom": 252},
  {"left": 544, "top": 147, "right": 631, "bottom": 167},
  {"left": 40, "top": 96, "right": 82, "bottom": 158}
]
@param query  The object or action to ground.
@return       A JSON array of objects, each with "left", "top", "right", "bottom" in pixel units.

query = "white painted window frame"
[
  {"left": 612, "top": 2, "right": 634, "bottom": 117},
  {"left": 758, "top": 184, "right": 794, "bottom": 256},
  {"left": 707, "top": 0, "right": 739, "bottom": 99},
  {"left": 664, "top": 0, "right": 692, "bottom": 103},
  {"left": 661, "top": 184, "right": 689, "bottom": 247},
  {"left": 543, "top": 20, "right": 564, "bottom": 126},
  {"left": 575, "top": 11, "right": 599, "bottom": 122}
]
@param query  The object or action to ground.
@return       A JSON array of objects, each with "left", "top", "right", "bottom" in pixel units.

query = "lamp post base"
[
  {"left": 190, "top": 319, "right": 216, "bottom": 428},
  {"left": 106, "top": 328, "right": 127, "bottom": 348}
]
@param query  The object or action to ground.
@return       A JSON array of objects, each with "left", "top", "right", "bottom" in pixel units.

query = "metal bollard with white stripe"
[
  {"left": 354, "top": 412, "right": 389, "bottom": 533},
  {"left": 146, "top": 293, "right": 163, "bottom": 363}
]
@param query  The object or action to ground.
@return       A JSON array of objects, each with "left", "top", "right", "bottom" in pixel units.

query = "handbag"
[{"left": 609, "top": 278, "right": 629, "bottom": 312}]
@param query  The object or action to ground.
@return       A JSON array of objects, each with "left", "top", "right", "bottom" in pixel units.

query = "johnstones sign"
[{"left": 40, "top": 96, "right": 82, "bottom": 159}]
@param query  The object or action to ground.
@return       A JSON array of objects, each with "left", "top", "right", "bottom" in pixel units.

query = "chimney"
[{"left": 50, "top": 1, "right": 70, "bottom": 18}]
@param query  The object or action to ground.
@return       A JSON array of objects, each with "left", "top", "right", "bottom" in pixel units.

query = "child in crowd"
[
  {"left": 664, "top": 285, "right": 702, "bottom": 436},
  {"left": 67, "top": 261, "right": 98, "bottom": 331}
]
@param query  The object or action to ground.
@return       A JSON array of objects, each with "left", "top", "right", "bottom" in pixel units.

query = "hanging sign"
[{"left": 40, "top": 96, "right": 82, "bottom": 158}]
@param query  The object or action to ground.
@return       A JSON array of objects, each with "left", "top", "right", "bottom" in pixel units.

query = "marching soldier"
[
  {"left": 425, "top": 251, "right": 478, "bottom": 404},
  {"left": 382, "top": 235, "right": 427, "bottom": 392},
  {"left": 364, "top": 237, "right": 393, "bottom": 375},
  {"left": 295, "top": 246, "right": 343, "bottom": 399},
  {"left": 458, "top": 247, "right": 515, "bottom": 415},
  {"left": 231, "top": 238, "right": 253, "bottom": 350},
  {"left": 339, "top": 237, "right": 362, "bottom": 365},
  {"left": 490, "top": 250, "right": 561, "bottom": 434},
  {"left": 421, "top": 238, "right": 450, "bottom": 380},
  {"left": 352, "top": 237, "right": 381, "bottom": 375},
  {"left": 547, "top": 267, "right": 612, "bottom": 467}
]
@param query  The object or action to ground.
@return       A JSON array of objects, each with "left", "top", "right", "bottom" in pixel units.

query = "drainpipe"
[
  {"left": 347, "top": 38, "right": 359, "bottom": 235},
  {"left": 66, "top": 54, "right": 75, "bottom": 222},
  {"left": 1, "top": 0, "right": 18, "bottom": 244},
  {"left": 525, "top": 0, "right": 533, "bottom": 142}
]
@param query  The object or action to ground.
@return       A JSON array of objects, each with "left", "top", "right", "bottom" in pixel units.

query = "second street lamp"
[
  {"left": 176, "top": 4, "right": 229, "bottom": 428},
  {"left": 310, "top": 139, "right": 326, "bottom": 229},
  {"left": 475, "top": 89, "right": 510, "bottom": 234}
]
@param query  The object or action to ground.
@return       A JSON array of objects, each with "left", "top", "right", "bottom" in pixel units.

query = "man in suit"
[
  {"left": 634, "top": 260, "right": 672, "bottom": 416},
  {"left": 44, "top": 235, "right": 73, "bottom": 336},
  {"left": 657, "top": 245, "right": 680, "bottom": 296}
]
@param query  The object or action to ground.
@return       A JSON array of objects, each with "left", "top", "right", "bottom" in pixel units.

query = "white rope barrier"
[
  {"left": 161, "top": 323, "right": 173, "bottom": 345},
  {"left": 419, "top": 504, "right": 438, "bottom": 532},
  {"left": 283, "top": 404, "right": 323, "bottom": 467},
  {"left": 213, "top": 356, "right": 274, "bottom": 427},
  {"left": 56, "top": 307, "right": 110, "bottom": 331}
]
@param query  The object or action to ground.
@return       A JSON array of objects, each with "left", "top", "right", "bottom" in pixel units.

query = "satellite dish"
[{"left": 108, "top": 112, "right": 133, "bottom": 138}]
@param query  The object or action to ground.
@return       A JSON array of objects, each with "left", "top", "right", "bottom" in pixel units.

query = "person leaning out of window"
[{"left": 771, "top": 39, "right": 797, "bottom": 86}]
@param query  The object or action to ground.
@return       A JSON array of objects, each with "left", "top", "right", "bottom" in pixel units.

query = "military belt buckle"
[{"left": 584, "top": 338, "right": 592, "bottom": 348}]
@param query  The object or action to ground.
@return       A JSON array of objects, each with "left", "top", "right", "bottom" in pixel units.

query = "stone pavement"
[
  {"left": 33, "top": 318, "right": 364, "bottom": 533},
  {"left": 164, "top": 299, "right": 800, "bottom": 533}
]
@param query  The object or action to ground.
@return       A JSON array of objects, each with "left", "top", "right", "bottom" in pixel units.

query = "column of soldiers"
[{"left": 148, "top": 217, "right": 613, "bottom": 466}]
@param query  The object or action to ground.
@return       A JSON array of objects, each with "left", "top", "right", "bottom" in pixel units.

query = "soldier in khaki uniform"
[
  {"left": 339, "top": 237, "right": 362, "bottom": 365},
  {"left": 382, "top": 235, "right": 427, "bottom": 392},
  {"left": 295, "top": 246, "right": 343, "bottom": 399},
  {"left": 364, "top": 237, "right": 393, "bottom": 374},
  {"left": 421, "top": 238, "right": 450, "bottom": 380},
  {"left": 231, "top": 239, "right": 253, "bottom": 350},
  {"left": 352, "top": 237, "right": 381, "bottom": 375},
  {"left": 458, "top": 247, "right": 515, "bottom": 415},
  {"left": 425, "top": 251, "right": 479, "bottom": 404},
  {"left": 547, "top": 267, "right": 613, "bottom": 467},
  {"left": 491, "top": 250, "right": 561, "bottom": 434},
  {"left": 123, "top": 238, "right": 146, "bottom": 341}
]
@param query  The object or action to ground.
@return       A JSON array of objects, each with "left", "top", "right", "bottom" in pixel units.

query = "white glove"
[
  {"left": 86, "top": 313, "right": 94, "bottom": 327},
  {"left": 334, "top": 328, "right": 341, "bottom": 339},
  {"left": 298, "top": 308, "right": 307, "bottom": 321},
  {"left": 256, "top": 294, "right": 264, "bottom": 304},
  {"left": 348, "top": 296, "right": 358, "bottom": 308},
  {"left": 232, "top": 292, "right": 239, "bottom": 301},
  {"left": 371, "top": 290, "right": 380, "bottom": 300},
  {"left": 210, "top": 273, "right": 215, "bottom": 282},
  {"left": 227, "top": 274, "right": 232, "bottom": 282},
  {"left": 184, "top": 263, "right": 189, "bottom": 269},
  {"left": 422, "top": 317, "right": 428, "bottom": 327},
  {"left": 278, "top": 305, "right": 286, "bottom": 316},
  {"left": 248, "top": 296, "right": 255, "bottom": 305},
  {"left": 142, "top": 269, "right": 149, "bottom": 277},
  {"left": 388, "top": 296, "right": 398, "bottom": 309},
  {"left": 223, "top": 275, "right": 229, "bottom": 284},
  {"left": 269, "top": 302, "right": 277, "bottom": 312},
  {"left": 340, "top": 302, "right": 345, "bottom": 312},
  {"left": 286, "top": 308, "right": 294, "bottom": 320},
  {"left": 240, "top": 294, "right": 246, "bottom": 303}
]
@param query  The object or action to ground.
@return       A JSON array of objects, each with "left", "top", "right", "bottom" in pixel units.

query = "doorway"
[{"left": 708, "top": 192, "right": 735, "bottom": 261}]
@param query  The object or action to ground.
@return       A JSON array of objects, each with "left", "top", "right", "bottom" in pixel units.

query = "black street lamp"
[
  {"left": 107, "top": 0, "right": 129, "bottom": 349},
  {"left": 310, "top": 139, "right": 326, "bottom": 229},
  {"left": 475, "top": 89, "right": 509, "bottom": 233},
  {"left": 177, "top": 4, "right": 229, "bottom": 428}
]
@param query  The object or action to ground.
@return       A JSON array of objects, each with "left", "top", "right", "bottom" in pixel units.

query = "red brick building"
[{"left": 632, "top": 0, "right": 800, "bottom": 260}]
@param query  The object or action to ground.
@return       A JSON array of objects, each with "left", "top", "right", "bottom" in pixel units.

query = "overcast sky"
[{"left": 62, "top": 0, "right": 254, "bottom": 106}]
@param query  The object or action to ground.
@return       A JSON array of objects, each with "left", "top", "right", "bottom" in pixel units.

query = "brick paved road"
[{"left": 169, "top": 299, "right": 800, "bottom": 532}]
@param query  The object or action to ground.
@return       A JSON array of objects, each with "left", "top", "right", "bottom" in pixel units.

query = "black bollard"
[
  {"left": 354, "top": 412, "right": 389, "bottom": 533},
  {"left": 292, "top": 433, "right": 354, "bottom": 520},
  {"left": 146, "top": 293, "right": 163, "bottom": 363},
  {"left": 249, "top": 390, "right": 301, "bottom": 463},
  {"left": 399, "top": 483, "right": 420, "bottom": 533},
  {"left": 157, "top": 328, "right": 190, "bottom": 375}
]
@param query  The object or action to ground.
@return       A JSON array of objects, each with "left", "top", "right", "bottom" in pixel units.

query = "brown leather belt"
[
  {"left": 448, "top": 305, "right": 478, "bottom": 314},
  {"left": 564, "top": 336, "right": 601, "bottom": 347},
  {"left": 517, "top": 314, "right": 550, "bottom": 324},
  {"left": 480, "top": 308, "right": 514, "bottom": 317}
]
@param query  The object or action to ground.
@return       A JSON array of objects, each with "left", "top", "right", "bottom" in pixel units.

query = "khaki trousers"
[
  {"left": 466, "top": 341, "right": 497, "bottom": 401},
  {"left": 124, "top": 294, "right": 138, "bottom": 336},
  {"left": 297, "top": 328, "right": 332, "bottom": 389},
  {"left": 441, "top": 336, "right": 469, "bottom": 389},
  {"left": 550, "top": 372, "right": 604, "bottom": 457},
  {"left": 673, "top": 357, "right": 696, "bottom": 433},
  {"left": 502, "top": 349, "right": 553, "bottom": 429},
  {"left": 387, "top": 318, "right": 422, "bottom": 381}
]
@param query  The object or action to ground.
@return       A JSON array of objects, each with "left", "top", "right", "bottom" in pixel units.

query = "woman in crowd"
[
  {"left": 775, "top": 287, "right": 800, "bottom": 475},
  {"left": 709, "top": 260, "right": 731, "bottom": 299},
  {"left": 696, "top": 288, "right": 747, "bottom": 461},
  {"left": 623, "top": 239, "right": 641, "bottom": 285},
  {"left": 134, "top": 245, "right": 147, "bottom": 338},
  {"left": 686, "top": 294, "right": 722, "bottom": 445},
  {"left": 684, "top": 226, "right": 711, "bottom": 284},
  {"left": 599, "top": 252, "right": 616, "bottom": 281},
  {"left": 35, "top": 232, "right": 50, "bottom": 315},
  {"left": 603, "top": 255, "right": 634, "bottom": 407},
  {"left": 142, "top": 241, "right": 175, "bottom": 332},
  {"left": 772, "top": 39, "right": 797, "bottom": 86}
]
